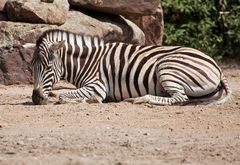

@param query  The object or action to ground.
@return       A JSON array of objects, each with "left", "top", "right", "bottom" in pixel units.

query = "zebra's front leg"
[
  {"left": 59, "top": 94, "right": 103, "bottom": 104},
  {"left": 58, "top": 90, "right": 86, "bottom": 104},
  {"left": 58, "top": 83, "right": 106, "bottom": 104}
]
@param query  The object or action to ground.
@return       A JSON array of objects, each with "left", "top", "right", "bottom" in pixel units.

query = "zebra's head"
[{"left": 31, "top": 40, "right": 65, "bottom": 105}]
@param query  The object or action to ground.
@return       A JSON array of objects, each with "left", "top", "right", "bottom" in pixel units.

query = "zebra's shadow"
[
  {"left": 0, "top": 101, "right": 34, "bottom": 106},
  {"left": 22, "top": 101, "right": 34, "bottom": 105},
  {"left": 0, "top": 90, "right": 67, "bottom": 106},
  {"left": 0, "top": 100, "right": 59, "bottom": 106}
]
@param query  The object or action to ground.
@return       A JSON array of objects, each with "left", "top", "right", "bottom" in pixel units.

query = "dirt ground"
[{"left": 0, "top": 67, "right": 240, "bottom": 165}]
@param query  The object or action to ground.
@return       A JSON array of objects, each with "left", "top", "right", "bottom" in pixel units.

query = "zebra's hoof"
[
  {"left": 86, "top": 95, "right": 102, "bottom": 104},
  {"left": 49, "top": 92, "right": 57, "bottom": 97},
  {"left": 57, "top": 97, "right": 67, "bottom": 104}
]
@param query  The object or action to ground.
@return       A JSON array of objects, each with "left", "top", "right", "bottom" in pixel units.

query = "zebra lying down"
[{"left": 29, "top": 29, "right": 231, "bottom": 105}]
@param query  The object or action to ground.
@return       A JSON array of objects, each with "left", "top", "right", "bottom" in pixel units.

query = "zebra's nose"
[{"left": 32, "top": 88, "right": 47, "bottom": 105}]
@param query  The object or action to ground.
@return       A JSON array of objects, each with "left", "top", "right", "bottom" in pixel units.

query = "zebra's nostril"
[{"left": 32, "top": 89, "right": 47, "bottom": 105}]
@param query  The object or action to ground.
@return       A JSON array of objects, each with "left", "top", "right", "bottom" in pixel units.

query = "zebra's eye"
[{"left": 48, "top": 52, "right": 55, "bottom": 61}]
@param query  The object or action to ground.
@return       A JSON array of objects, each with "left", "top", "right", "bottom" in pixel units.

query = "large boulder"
[
  {"left": 61, "top": 10, "right": 145, "bottom": 44},
  {"left": 5, "top": 0, "right": 69, "bottom": 25},
  {"left": 68, "top": 0, "right": 160, "bottom": 16},
  {"left": 0, "top": 10, "right": 144, "bottom": 49}
]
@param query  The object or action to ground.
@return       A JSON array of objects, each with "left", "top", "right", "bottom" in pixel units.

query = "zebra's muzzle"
[{"left": 32, "top": 88, "right": 47, "bottom": 105}]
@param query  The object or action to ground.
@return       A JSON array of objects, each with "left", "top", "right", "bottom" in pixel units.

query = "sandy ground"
[{"left": 0, "top": 68, "right": 240, "bottom": 165}]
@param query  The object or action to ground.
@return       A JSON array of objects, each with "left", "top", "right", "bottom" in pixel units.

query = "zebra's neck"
[{"left": 60, "top": 43, "right": 104, "bottom": 87}]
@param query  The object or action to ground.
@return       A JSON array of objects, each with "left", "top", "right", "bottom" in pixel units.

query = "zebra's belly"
[{"left": 106, "top": 79, "right": 166, "bottom": 102}]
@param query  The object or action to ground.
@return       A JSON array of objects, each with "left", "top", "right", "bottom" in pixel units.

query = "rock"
[
  {"left": 5, "top": 0, "right": 69, "bottom": 25},
  {"left": 0, "top": 47, "right": 33, "bottom": 84},
  {"left": 0, "top": 21, "right": 56, "bottom": 48},
  {"left": 61, "top": 10, "right": 124, "bottom": 42},
  {"left": 61, "top": 10, "right": 145, "bottom": 44},
  {"left": 141, "top": 5, "right": 164, "bottom": 45},
  {"left": 127, "top": 5, "right": 164, "bottom": 46},
  {"left": 0, "top": 21, "right": 56, "bottom": 84},
  {"left": 0, "top": 0, "right": 7, "bottom": 11},
  {"left": 68, "top": 0, "right": 159, "bottom": 16},
  {"left": 0, "top": 10, "right": 144, "bottom": 46}
]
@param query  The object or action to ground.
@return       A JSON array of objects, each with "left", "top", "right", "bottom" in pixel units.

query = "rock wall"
[{"left": 0, "top": 0, "right": 164, "bottom": 85}]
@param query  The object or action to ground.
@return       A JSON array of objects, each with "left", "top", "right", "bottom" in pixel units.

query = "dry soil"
[{"left": 0, "top": 67, "right": 240, "bottom": 165}]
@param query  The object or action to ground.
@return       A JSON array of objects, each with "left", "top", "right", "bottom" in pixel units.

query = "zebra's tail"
[{"left": 214, "top": 74, "right": 232, "bottom": 104}]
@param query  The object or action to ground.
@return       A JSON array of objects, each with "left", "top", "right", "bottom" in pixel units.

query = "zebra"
[{"left": 30, "top": 29, "right": 231, "bottom": 105}]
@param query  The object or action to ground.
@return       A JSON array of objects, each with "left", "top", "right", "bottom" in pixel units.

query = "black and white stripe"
[{"left": 31, "top": 29, "right": 231, "bottom": 105}]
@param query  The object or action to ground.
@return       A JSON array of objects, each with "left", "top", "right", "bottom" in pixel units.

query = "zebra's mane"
[
  {"left": 36, "top": 29, "right": 104, "bottom": 47},
  {"left": 32, "top": 29, "right": 105, "bottom": 65}
]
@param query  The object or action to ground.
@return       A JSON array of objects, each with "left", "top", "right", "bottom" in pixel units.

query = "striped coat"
[{"left": 31, "top": 30, "right": 231, "bottom": 105}]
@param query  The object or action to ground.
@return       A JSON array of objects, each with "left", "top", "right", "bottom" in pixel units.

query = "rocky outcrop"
[
  {"left": 69, "top": 0, "right": 160, "bottom": 16},
  {"left": 5, "top": 0, "right": 69, "bottom": 25},
  {"left": 0, "top": 21, "right": 56, "bottom": 84},
  {"left": 0, "top": 10, "right": 145, "bottom": 48},
  {"left": 141, "top": 5, "right": 164, "bottom": 45},
  {"left": 0, "top": 46, "right": 33, "bottom": 84},
  {"left": 61, "top": 11, "right": 145, "bottom": 44}
]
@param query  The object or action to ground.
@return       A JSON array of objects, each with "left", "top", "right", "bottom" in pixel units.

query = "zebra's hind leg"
[
  {"left": 125, "top": 89, "right": 189, "bottom": 105},
  {"left": 58, "top": 93, "right": 86, "bottom": 104}
]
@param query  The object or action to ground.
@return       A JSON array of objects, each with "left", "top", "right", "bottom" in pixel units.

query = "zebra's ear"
[{"left": 49, "top": 40, "right": 65, "bottom": 52}]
